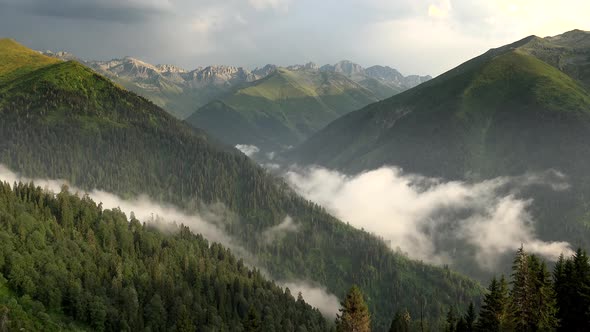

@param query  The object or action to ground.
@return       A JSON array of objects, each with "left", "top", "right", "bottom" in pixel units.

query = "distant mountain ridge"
[
  {"left": 41, "top": 49, "right": 430, "bottom": 119},
  {"left": 187, "top": 67, "right": 381, "bottom": 151},
  {"left": 321, "top": 60, "right": 432, "bottom": 99}
]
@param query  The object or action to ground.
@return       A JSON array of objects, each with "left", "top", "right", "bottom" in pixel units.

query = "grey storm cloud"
[
  {"left": 0, "top": 0, "right": 172, "bottom": 22},
  {"left": 1, "top": 0, "right": 589, "bottom": 81}
]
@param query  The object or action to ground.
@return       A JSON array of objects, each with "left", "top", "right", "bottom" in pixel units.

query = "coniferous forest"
[
  {"left": 385, "top": 247, "right": 590, "bottom": 332},
  {"left": 0, "top": 181, "right": 328, "bottom": 331}
]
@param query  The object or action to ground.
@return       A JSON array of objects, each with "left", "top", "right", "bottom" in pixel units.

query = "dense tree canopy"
[
  {"left": 336, "top": 285, "right": 371, "bottom": 332},
  {"left": 0, "top": 182, "right": 327, "bottom": 331}
]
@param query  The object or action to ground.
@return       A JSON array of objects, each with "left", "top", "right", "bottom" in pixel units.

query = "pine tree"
[
  {"left": 508, "top": 246, "right": 558, "bottom": 331},
  {"left": 476, "top": 277, "right": 501, "bottom": 332},
  {"left": 528, "top": 255, "right": 558, "bottom": 330},
  {"left": 508, "top": 245, "right": 534, "bottom": 331},
  {"left": 389, "top": 309, "right": 411, "bottom": 332},
  {"left": 335, "top": 285, "right": 371, "bottom": 332},
  {"left": 554, "top": 248, "right": 590, "bottom": 331},
  {"left": 445, "top": 307, "right": 457, "bottom": 332},
  {"left": 455, "top": 317, "right": 467, "bottom": 332},
  {"left": 497, "top": 275, "right": 510, "bottom": 330},
  {"left": 243, "top": 305, "right": 261, "bottom": 332},
  {"left": 464, "top": 302, "right": 476, "bottom": 332}
]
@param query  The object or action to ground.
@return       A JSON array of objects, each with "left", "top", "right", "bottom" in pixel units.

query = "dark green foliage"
[
  {"left": 508, "top": 246, "right": 558, "bottom": 331},
  {"left": 335, "top": 285, "right": 371, "bottom": 332},
  {"left": 0, "top": 40, "right": 482, "bottom": 330},
  {"left": 0, "top": 181, "right": 328, "bottom": 331},
  {"left": 445, "top": 307, "right": 457, "bottom": 332},
  {"left": 465, "top": 302, "right": 476, "bottom": 331},
  {"left": 472, "top": 248, "right": 573, "bottom": 332},
  {"left": 388, "top": 309, "right": 410, "bottom": 332},
  {"left": 554, "top": 249, "right": 590, "bottom": 331}
]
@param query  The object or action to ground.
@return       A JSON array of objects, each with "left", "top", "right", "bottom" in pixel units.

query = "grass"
[
  {"left": 0, "top": 38, "right": 60, "bottom": 85},
  {"left": 189, "top": 68, "right": 380, "bottom": 149}
]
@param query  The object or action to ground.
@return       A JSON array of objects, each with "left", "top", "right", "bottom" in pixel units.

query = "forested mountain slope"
[
  {"left": 0, "top": 182, "right": 327, "bottom": 331},
  {"left": 290, "top": 30, "right": 590, "bottom": 249},
  {"left": 0, "top": 38, "right": 481, "bottom": 330},
  {"left": 187, "top": 68, "right": 380, "bottom": 151}
]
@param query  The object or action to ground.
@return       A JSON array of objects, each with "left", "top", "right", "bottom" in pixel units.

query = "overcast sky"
[{"left": 1, "top": 0, "right": 588, "bottom": 76}]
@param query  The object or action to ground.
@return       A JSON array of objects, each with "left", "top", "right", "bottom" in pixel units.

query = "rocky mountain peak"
[
  {"left": 156, "top": 64, "right": 187, "bottom": 74},
  {"left": 252, "top": 64, "right": 278, "bottom": 77}
]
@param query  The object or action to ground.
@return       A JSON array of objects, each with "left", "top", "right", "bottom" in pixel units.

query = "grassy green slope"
[
  {"left": 187, "top": 68, "right": 380, "bottom": 150},
  {"left": 292, "top": 37, "right": 590, "bottom": 177},
  {"left": 290, "top": 33, "right": 590, "bottom": 251},
  {"left": 0, "top": 38, "right": 60, "bottom": 85},
  {"left": 0, "top": 41, "right": 481, "bottom": 330}
]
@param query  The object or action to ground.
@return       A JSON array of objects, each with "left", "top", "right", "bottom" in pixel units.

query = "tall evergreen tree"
[
  {"left": 497, "top": 275, "right": 510, "bottom": 331},
  {"left": 508, "top": 245, "right": 534, "bottom": 331},
  {"left": 554, "top": 248, "right": 590, "bottom": 331},
  {"left": 445, "top": 306, "right": 457, "bottom": 332},
  {"left": 335, "top": 285, "right": 371, "bottom": 332},
  {"left": 389, "top": 309, "right": 411, "bottom": 332},
  {"left": 508, "top": 246, "right": 558, "bottom": 331},
  {"left": 475, "top": 277, "right": 503, "bottom": 332},
  {"left": 243, "top": 305, "right": 261, "bottom": 332},
  {"left": 528, "top": 255, "right": 558, "bottom": 331},
  {"left": 464, "top": 302, "right": 476, "bottom": 332}
]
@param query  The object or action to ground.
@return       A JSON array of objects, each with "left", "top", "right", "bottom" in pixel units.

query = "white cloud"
[
  {"left": 262, "top": 216, "right": 299, "bottom": 243},
  {"left": 286, "top": 166, "right": 573, "bottom": 270},
  {"left": 235, "top": 144, "right": 260, "bottom": 157},
  {"left": 248, "top": 0, "right": 290, "bottom": 11},
  {"left": 282, "top": 281, "right": 340, "bottom": 318},
  {"left": 428, "top": 0, "right": 451, "bottom": 18}
]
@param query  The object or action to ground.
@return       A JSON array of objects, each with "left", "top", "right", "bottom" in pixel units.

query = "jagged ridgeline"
[
  {"left": 185, "top": 63, "right": 430, "bottom": 151},
  {"left": 0, "top": 38, "right": 481, "bottom": 330},
  {"left": 186, "top": 68, "right": 380, "bottom": 151},
  {"left": 0, "top": 182, "right": 327, "bottom": 331}
]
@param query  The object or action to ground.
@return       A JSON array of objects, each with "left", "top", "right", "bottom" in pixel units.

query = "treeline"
[
  {"left": 0, "top": 182, "right": 327, "bottom": 331},
  {"left": 0, "top": 56, "right": 482, "bottom": 329},
  {"left": 385, "top": 246, "right": 590, "bottom": 332}
]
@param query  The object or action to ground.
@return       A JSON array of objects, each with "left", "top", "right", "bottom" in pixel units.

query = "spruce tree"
[
  {"left": 464, "top": 302, "right": 476, "bottom": 332},
  {"left": 476, "top": 277, "right": 505, "bottom": 332},
  {"left": 508, "top": 246, "right": 558, "bottom": 331},
  {"left": 336, "top": 285, "right": 371, "bottom": 332},
  {"left": 554, "top": 248, "right": 590, "bottom": 331},
  {"left": 528, "top": 255, "right": 558, "bottom": 331},
  {"left": 445, "top": 307, "right": 457, "bottom": 332},
  {"left": 389, "top": 309, "right": 411, "bottom": 332},
  {"left": 508, "top": 245, "right": 533, "bottom": 331},
  {"left": 243, "top": 305, "right": 261, "bottom": 332}
]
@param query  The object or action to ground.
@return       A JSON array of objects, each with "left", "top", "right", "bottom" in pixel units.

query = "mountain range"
[
  {"left": 0, "top": 38, "right": 478, "bottom": 331},
  {"left": 185, "top": 61, "right": 431, "bottom": 151},
  {"left": 42, "top": 50, "right": 430, "bottom": 120}
]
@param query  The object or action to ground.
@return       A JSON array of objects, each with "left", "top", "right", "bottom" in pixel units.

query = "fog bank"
[{"left": 286, "top": 166, "right": 573, "bottom": 270}]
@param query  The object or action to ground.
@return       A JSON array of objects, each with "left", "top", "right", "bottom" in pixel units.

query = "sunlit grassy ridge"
[
  {"left": 0, "top": 38, "right": 60, "bottom": 85},
  {"left": 188, "top": 68, "right": 379, "bottom": 150}
]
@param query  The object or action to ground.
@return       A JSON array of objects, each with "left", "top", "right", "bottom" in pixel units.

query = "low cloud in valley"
[
  {"left": 0, "top": 164, "right": 340, "bottom": 316},
  {"left": 286, "top": 166, "right": 573, "bottom": 270}
]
